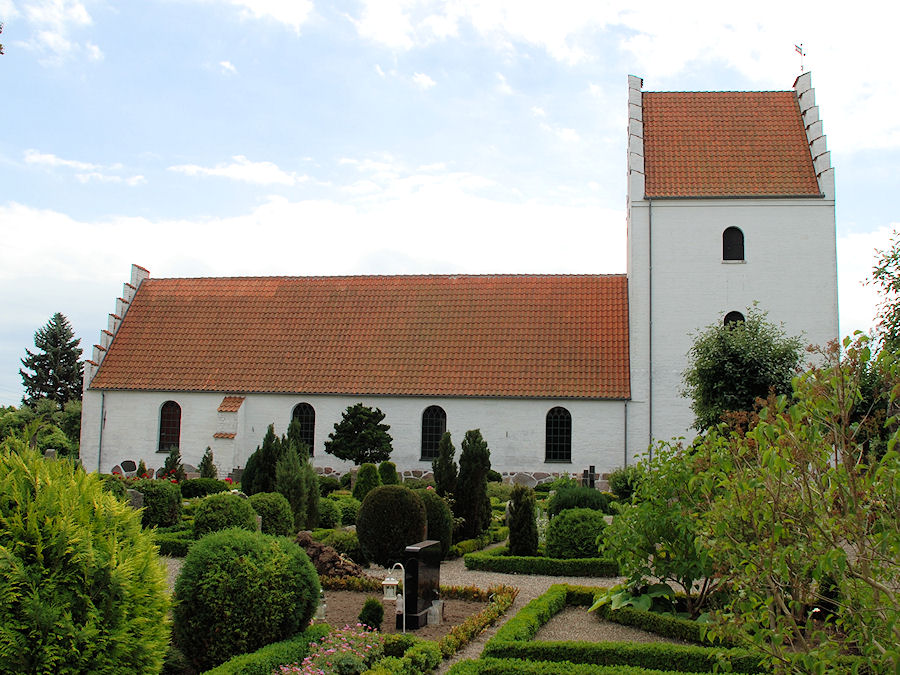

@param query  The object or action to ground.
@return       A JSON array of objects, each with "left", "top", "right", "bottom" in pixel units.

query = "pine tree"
[
  {"left": 279, "top": 418, "right": 319, "bottom": 528},
  {"left": 246, "top": 424, "right": 282, "bottom": 495},
  {"left": 275, "top": 438, "right": 308, "bottom": 529},
  {"left": 454, "top": 429, "right": 492, "bottom": 539},
  {"left": 163, "top": 446, "right": 186, "bottom": 483},
  {"left": 198, "top": 447, "right": 217, "bottom": 479},
  {"left": 432, "top": 432, "right": 458, "bottom": 497},
  {"left": 20, "top": 313, "right": 84, "bottom": 406},
  {"left": 324, "top": 403, "right": 393, "bottom": 465}
]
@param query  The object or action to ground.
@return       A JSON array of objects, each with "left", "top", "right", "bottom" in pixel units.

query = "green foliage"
[
  {"left": 432, "top": 431, "right": 458, "bottom": 497},
  {"left": 682, "top": 306, "right": 803, "bottom": 430},
  {"left": 198, "top": 445, "right": 218, "bottom": 478},
  {"left": 318, "top": 474, "right": 341, "bottom": 496},
  {"left": 359, "top": 596, "right": 385, "bottom": 631},
  {"left": 180, "top": 477, "right": 227, "bottom": 498},
  {"left": 309, "top": 527, "right": 368, "bottom": 565},
  {"left": 19, "top": 312, "right": 83, "bottom": 406},
  {"left": 324, "top": 402, "right": 394, "bottom": 465},
  {"left": 486, "top": 469, "right": 502, "bottom": 482},
  {"left": 329, "top": 492, "right": 362, "bottom": 526},
  {"left": 249, "top": 491, "right": 295, "bottom": 536},
  {"left": 161, "top": 445, "right": 186, "bottom": 482},
  {"left": 454, "top": 429, "right": 492, "bottom": 540},
  {"left": 193, "top": 491, "right": 258, "bottom": 538},
  {"left": 357, "top": 484, "right": 427, "bottom": 567},
  {"left": 201, "top": 624, "right": 329, "bottom": 675},
  {"left": 353, "top": 461, "right": 382, "bottom": 501},
  {"left": 546, "top": 507, "right": 607, "bottom": 559},
  {"left": 547, "top": 486, "right": 612, "bottom": 518},
  {"left": 486, "top": 481, "right": 512, "bottom": 502},
  {"left": 153, "top": 529, "right": 196, "bottom": 557},
  {"left": 245, "top": 423, "right": 283, "bottom": 495},
  {"left": 285, "top": 418, "right": 319, "bottom": 528},
  {"left": 464, "top": 547, "right": 618, "bottom": 577},
  {"left": 340, "top": 471, "right": 352, "bottom": 488},
  {"left": 0, "top": 404, "right": 79, "bottom": 457},
  {"left": 101, "top": 472, "right": 127, "bottom": 499},
  {"left": 416, "top": 487, "right": 454, "bottom": 558},
  {"left": 134, "top": 478, "right": 182, "bottom": 527},
  {"left": 507, "top": 484, "right": 538, "bottom": 557},
  {"left": 275, "top": 432, "right": 310, "bottom": 530},
  {"left": 172, "top": 527, "right": 320, "bottom": 671},
  {"left": 135, "top": 458, "right": 148, "bottom": 478},
  {"left": 378, "top": 460, "right": 400, "bottom": 484},
  {"left": 606, "top": 465, "right": 643, "bottom": 503},
  {"left": 316, "top": 496, "right": 340, "bottom": 528},
  {"left": 872, "top": 229, "right": 900, "bottom": 349},
  {"left": 0, "top": 448, "right": 170, "bottom": 674}
]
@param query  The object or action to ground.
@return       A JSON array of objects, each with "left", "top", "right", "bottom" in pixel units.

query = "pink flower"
[{"left": 426, "top": 485, "right": 434, "bottom": 490}]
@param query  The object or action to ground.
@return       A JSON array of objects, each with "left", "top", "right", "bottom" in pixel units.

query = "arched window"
[
  {"left": 158, "top": 401, "right": 181, "bottom": 452},
  {"left": 420, "top": 405, "right": 447, "bottom": 460},
  {"left": 545, "top": 407, "right": 572, "bottom": 462},
  {"left": 291, "top": 403, "right": 316, "bottom": 455},
  {"left": 723, "top": 227, "right": 745, "bottom": 261},
  {"left": 724, "top": 311, "right": 745, "bottom": 327}
]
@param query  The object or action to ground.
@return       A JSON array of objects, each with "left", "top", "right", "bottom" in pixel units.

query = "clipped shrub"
[
  {"left": 318, "top": 474, "right": 341, "bottom": 496},
  {"left": 357, "top": 485, "right": 427, "bottom": 567},
  {"left": 134, "top": 478, "right": 182, "bottom": 527},
  {"left": 201, "top": 624, "right": 329, "bottom": 675},
  {"left": 358, "top": 596, "right": 385, "bottom": 630},
  {"left": 0, "top": 449, "right": 170, "bottom": 674},
  {"left": 487, "top": 469, "right": 502, "bottom": 482},
  {"left": 546, "top": 507, "right": 608, "bottom": 559},
  {"left": 340, "top": 471, "right": 352, "bottom": 489},
  {"left": 486, "top": 481, "right": 513, "bottom": 502},
  {"left": 317, "top": 497, "right": 340, "bottom": 529},
  {"left": 608, "top": 464, "right": 643, "bottom": 503},
  {"left": 353, "top": 462, "right": 382, "bottom": 502},
  {"left": 403, "top": 476, "right": 434, "bottom": 490},
  {"left": 193, "top": 491, "right": 258, "bottom": 538},
  {"left": 507, "top": 484, "right": 538, "bottom": 557},
  {"left": 416, "top": 487, "right": 453, "bottom": 559},
  {"left": 378, "top": 460, "right": 400, "bottom": 485},
  {"left": 329, "top": 492, "right": 362, "bottom": 526},
  {"left": 464, "top": 547, "right": 618, "bottom": 576},
  {"left": 249, "top": 491, "right": 295, "bottom": 536},
  {"left": 547, "top": 486, "right": 613, "bottom": 518},
  {"left": 180, "top": 477, "right": 228, "bottom": 498},
  {"left": 173, "top": 528, "right": 320, "bottom": 671}
]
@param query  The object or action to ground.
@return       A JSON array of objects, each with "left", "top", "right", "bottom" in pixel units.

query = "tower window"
[
  {"left": 724, "top": 311, "right": 745, "bottom": 326},
  {"left": 291, "top": 403, "right": 316, "bottom": 455},
  {"left": 545, "top": 407, "right": 572, "bottom": 462},
  {"left": 158, "top": 401, "right": 181, "bottom": 452},
  {"left": 421, "top": 405, "right": 447, "bottom": 460},
  {"left": 723, "top": 227, "right": 745, "bottom": 261}
]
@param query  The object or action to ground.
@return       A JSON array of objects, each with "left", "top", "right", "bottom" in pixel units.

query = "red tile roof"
[
  {"left": 217, "top": 396, "right": 245, "bottom": 412},
  {"left": 90, "top": 275, "right": 630, "bottom": 399},
  {"left": 643, "top": 91, "right": 820, "bottom": 197},
  {"left": 213, "top": 432, "right": 236, "bottom": 439}
]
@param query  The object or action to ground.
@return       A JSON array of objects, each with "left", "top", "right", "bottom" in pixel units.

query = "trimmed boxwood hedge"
[
  {"left": 201, "top": 623, "right": 329, "bottom": 675},
  {"left": 448, "top": 526, "right": 509, "bottom": 558},
  {"left": 134, "top": 478, "right": 182, "bottom": 528},
  {"left": 180, "top": 477, "right": 228, "bottom": 498},
  {"left": 448, "top": 657, "right": 714, "bottom": 675},
  {"left": 464, "top": 546, "right": 618, "bottom": 577},
  {"left": 153, "top": 529, "right": 196, "bottom": 557}
]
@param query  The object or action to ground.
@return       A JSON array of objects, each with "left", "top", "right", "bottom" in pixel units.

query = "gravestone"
[{"left": 397, "top": 539, "right": 441, "bottom": 630}]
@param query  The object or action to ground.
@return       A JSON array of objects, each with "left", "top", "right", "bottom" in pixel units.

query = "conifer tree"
[
  {"left": 163, "top": 446, "right": 186, "bottom": 483},
  {"left": 507, "top": 484, "right": 538, "bottom": 556},
  {"left": 19, "top": 313, "right": 84, "bottom": 406},
  {"left": 324, "top": 403, "right": 393, "bottom": 465},
  {"left": 198, "top": 447, "right": 217, "bottom": 479},
  {"left": 432, "top": 432, "right": 458, "bottom": 497},
  {"left": 353, "top": 462, "right": 381, "bottom": 502},
  {"left": 246, "top": 424, "right": 282, "bottom": 495},
  {"left": 275, "top": 437, "right": 308, "bottom": 529},
  {"left": 454, "top": 429, "right": 492, "bottom": 539},
  {"left": 280, "top": 418, "right": 318, "bottom": 528},
  {"left": 378, "top": 461, "right": 399, "bottom": 485}
]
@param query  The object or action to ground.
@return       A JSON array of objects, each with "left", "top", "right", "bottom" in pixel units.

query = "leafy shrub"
[
  {"left": 486, "top": 469, "right": 502, "bottom": 482},
  {"left": 449, "top": 526, "right": 509, "bottom": 558},
  {"left": 507, "top": 484, "right": 538, "bottom": 556},
  {"left": 101, "top": 473, "right": 127, "bottom": 499},
  {"left": 201, "top": 624, "right": 329, "bottom": 675},
  {"left": 486, "top": 481, "right": 513, "bottom": 501},
  {"left": 546, "top": 508, "right": 608, "bottom": 559},
  {"left": 316, "top": 497, "right": 340, "bottom": 528},
  {"left": 416, "top": 487, "right": 453, "bottom": 558},
  {"left": 193, "top": 491, "right": 258, "bottom": 538},
  {"left": 329, "top": 492, "right": 362, "bottom": 526},
  {"left": 547, "top": 486, "right": 612, "bottom": 518},
  {"left": 357, "top": 485, "right": 427, "bottom": 567},
  {"left": 161, "top": 445, "right": 186, "bottom": 483},
  {"left": 318, "top": 474, "right": 341, "bottom": 496},
  {"left": 378, "top": 460, "right": 400, "bottom": 485},
  {"left": 403, "top": 476, "right": 435, "bottom": 490},
  {"left": 153, "top": 529, "right": 196, "bottom": 557},
  {"left": 607, "top": 464, "right": 643, "bottom": 503},
  {"left": 279, "top": 623, "right": 385, "bottom": 674},
  {"left": 353, "top": 462, "right": 382, "bottom": 501},
  {"left": 340, "top": 472, "right": 352, "bottom": 489},
  {"left": 359, "top": 597, "right": 385, "bottom": 630},
  {"left": 173, "top": 528, "right": 320, "bottom": 671},
  {"left": 0, "top": 449, "right": 170, "bottom": 674},
  {"left": 134, "top": 478, "right": 182, "bottom": 527},
  {"left": 249, "top": 491, "right": 295, "bottom": 536},
  {"left": 309, "top": 527, "right": 368, "bottom": 565},
  {"left": 180, "top": 477, "right": 228, "bottom": 498}
]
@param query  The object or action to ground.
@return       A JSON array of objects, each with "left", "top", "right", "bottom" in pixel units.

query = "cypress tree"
[
  {"left": 275, "top": 438, "right": 308, "bottom": 529},
  {"left": 454, "top": 429, "right": 492, "bottom": 540},
  {"left": 432, "top": 432, "right": 458, "bottom": 497},
  {"left": 198, "top": 447, "right": 217, "bottom": 479},
  {"left": 507, "top": 484, "right": 538, "bottom": 556},
  {"left": 246, "top": 424, "right": 282, "bottom": 495},
  {"left": 285, "top": 418, "right": 319, "bottom": 528}
]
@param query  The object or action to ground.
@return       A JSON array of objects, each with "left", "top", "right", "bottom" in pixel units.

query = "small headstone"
[
  {"left": 398, "top": 540, "right": 441, "bottom": 630},
  {"left": 126, "top": 489, "right": 144, "bottom": 510},
  {"left": 44, "top": 449, "right": 57, "bottom": 460}
]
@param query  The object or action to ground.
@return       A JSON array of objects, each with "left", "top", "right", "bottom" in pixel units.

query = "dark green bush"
[
  {"left": 0, "top": 449, "right": 170, "bottom": 674},
  {"left": 416, "top": 488, "right": 453, "bottom": 558},
  {"left": 201, "top": 624, "right": 329, "bottom": 675},
  {"left": 153, "top": 529, "right": 196, "bottom": 557},
  {"left": 607, "top": 465, "right": 643, "bottom": 503},
  {"left": 134, "top": 478, "right": 182, "bottom": 527},
  {"left": 449, "top": 526, "right": 509, "bottom": 558},
  {"left": 378, "top": 460, "right": 400, "bottom": 485},
  {"left": 317, "top": 497, "right": 340, "bottom": 528},
  {"left": 464, "top": 547, "right": 618, "bottom": 576},
  {"left": 546, "top": 508, "right": 607, "bottom": 559},
  {"left": 249, "top": 491, "right": 295, "bottom": 536},
  {"left": 180, "top": 477, "right": 228, "bottom": 498},
  {"left": 193, "top": 491, "right": 258, "bottom": 538},
  {"left": 487, "top": 469, "right": 502, "bottom": 482},
  {"left": 101, "top": 473, "right": 127, "bottom": 499},
  {"left": 318, "top": 474, "right": 341, "bottom": 496},
  {"left": 340, "top": 471, "right": 352, "bottom": 489},
  {"left": 507, "top": 484, "right": 538, "bottom": 556},
  {"left": 547, "top": 486, "right": 613, "bottom": 518},
  {"left": 353, "top": 462, "right": 382, "bottom": 502},
  {"left": 454, "top": 429, "right": 493, "bottom": 540},
  {"left": 309, "top": 527, "right": 369, "bottom": 565},
  {"left": 173, "top": 528, "right": 320, "bottom": 671},
  {"left": 403, "top": 476, "right": 435, "bottom": 490},
  {"left": 359, "top": 596, "right": 385, "bottom": 630},
  {"left": 357, "top": 485, "right": 427, "bottom": 567},
  {"left": 329, "top": 492, "right": 362, "bottom": 526}
]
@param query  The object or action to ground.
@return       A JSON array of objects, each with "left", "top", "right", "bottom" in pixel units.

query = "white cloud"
[
  {"left": 220, "top": 0, "right": 313, "bottom": 33},
  {"left": 17, "top": 0, "right": 98, "bottom": 64},
  {"left": 530, "top": 106, "right": 546, "bottom": 117},
  {"left": 75, "top": 172, "right": 146, "bottom": 186},
  {"left": 168, "top": 155, "right": 307, "bottom": 186},
  {"left": 85, "top": 41, "right": 102, "bottom": 60},
  {"left": 837, "top": 224, "right": 898, "bottom": 337},
  {"left": 412, "top": 72, "right": 436, "bottom": 90},
  {"left": 25, "top": 149, "right": 142, "bottom": 185},
  {"left": 219, "top": 60, "right": 237, "bottom": 75},
  {"left": 374, "top": 64, "right": 386, "bottom": 78},
  {"left": 25, "top": 148, "right": 98, "bottom": 171},
  {"left": 496, "top": 73, "right": 513, "bottom": 95}
]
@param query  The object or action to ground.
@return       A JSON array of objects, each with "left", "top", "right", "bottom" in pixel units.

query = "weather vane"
[{"left": 795, "top": 43, "right": 806, "bottom": 73}]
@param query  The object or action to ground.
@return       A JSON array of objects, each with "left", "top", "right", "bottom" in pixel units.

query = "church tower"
[{"left": 625, "top": 72, "right": 839, "bottom": 450}]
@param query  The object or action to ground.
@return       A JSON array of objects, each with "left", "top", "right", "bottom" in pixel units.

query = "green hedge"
[
  {"left": 449, "top": 526, "right": 508, "bottom": 558},
  {"left": 201, "top": 623, "right": 329, "bottom": 675},
  {"left": 464, "top": 547, "right": 618, "bottom": 577},
  {"left": 364, "top": 640, "right": 442, "bottom": 675},
  {"left": 449, "top": 657, "right": 714, "bottom": 675},
  {"left": 154, "top": 529, "right": 196, "bottom": 557}
]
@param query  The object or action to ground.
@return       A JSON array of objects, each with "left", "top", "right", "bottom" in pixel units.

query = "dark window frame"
[
  {"left": 420, "top": 405, "right": 447, "bottom": 461},
  {"left": 723, "top": 226, "right": 745, "bottom": 261},
  {"left": 158, "top": 400, "right": 181, "bottom": 452},
  {"left": 291, "top": 402, "right": 316, "bottom": 456},
  {"left": 545, "top": 406, "right": 572, "bottom": 463}
]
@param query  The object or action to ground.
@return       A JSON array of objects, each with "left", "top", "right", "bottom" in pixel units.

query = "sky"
[{"left": 1, "top": 0, "right": 899, "bottom": 406}]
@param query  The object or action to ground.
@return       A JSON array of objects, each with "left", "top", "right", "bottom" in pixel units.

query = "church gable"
[{"left": 89, "top": 273, "right": 630, "bottom": 400}]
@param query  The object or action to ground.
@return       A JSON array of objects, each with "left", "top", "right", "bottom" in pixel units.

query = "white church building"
[{"left": 79, "top": 72, "right": 838, "bottom": 482}]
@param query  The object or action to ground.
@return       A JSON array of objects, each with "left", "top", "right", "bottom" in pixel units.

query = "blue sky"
[{"left": 1, "top": 0, "right": 898, "bottom": 406}]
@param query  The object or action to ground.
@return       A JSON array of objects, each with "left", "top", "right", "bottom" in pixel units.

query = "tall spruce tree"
[
  {"left": 244, "top": 424, "right": 283, "bottom": 495},
  {"left": 454, "top": 429, "right": 492, "bottom": 540},
  {"left": 432, "top": 432, "right": 458, "bottom": 497},
  {"left": 20, "top": 313, "right": 84, "bottom": 406},
  {"left": 284, "top": 418, "right": 318, "bottom": 528}
]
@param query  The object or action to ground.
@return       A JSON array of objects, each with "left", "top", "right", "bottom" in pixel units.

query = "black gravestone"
[{"left": 397, "top": 539, "right": 441, "bottom": 630}]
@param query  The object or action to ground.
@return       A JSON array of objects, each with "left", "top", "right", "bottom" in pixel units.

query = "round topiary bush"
[
  {"left": 547, "top": 485, "right": 613, "bottom": 518},
  {"left": 357, "top": 485, "right": 427, "bottom": 567},
  {"left": 0, "top": 449, "right": 170, "bottom": 674},
  {"left": 352, "top": 462, "right": 382, "bottom": 502},
  {"left": 134, "top": 478, "right": 182, "bottom": 527},
  {"left": 317, "top": 497, "right": 340, "bottom": 529},
  {"left": 193, "top": 491, "right": 259, "bottom": 538},
  {"left": 249, "top": 491, "right": 295, "bottom": 536},
  {"left": 546, "top": 507, "right": 608, "bottom": 559},
  {"left": 180, "top": 477, "right": 228, "bottom": 498},
  {"left": 358, "top": 596, "right": 385, "bottom": 630},
  {"left": 415, "top": 488, "right": 453, "bottom": 559},
  {"left": 318, "top": 474, "right": 341, "bottom": 497},
  {"left": 173, "top": 528, "right": 320, "bottom": 671},
  {"left": 329, "top": 493, "right": 362, "bottom": 526}
]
